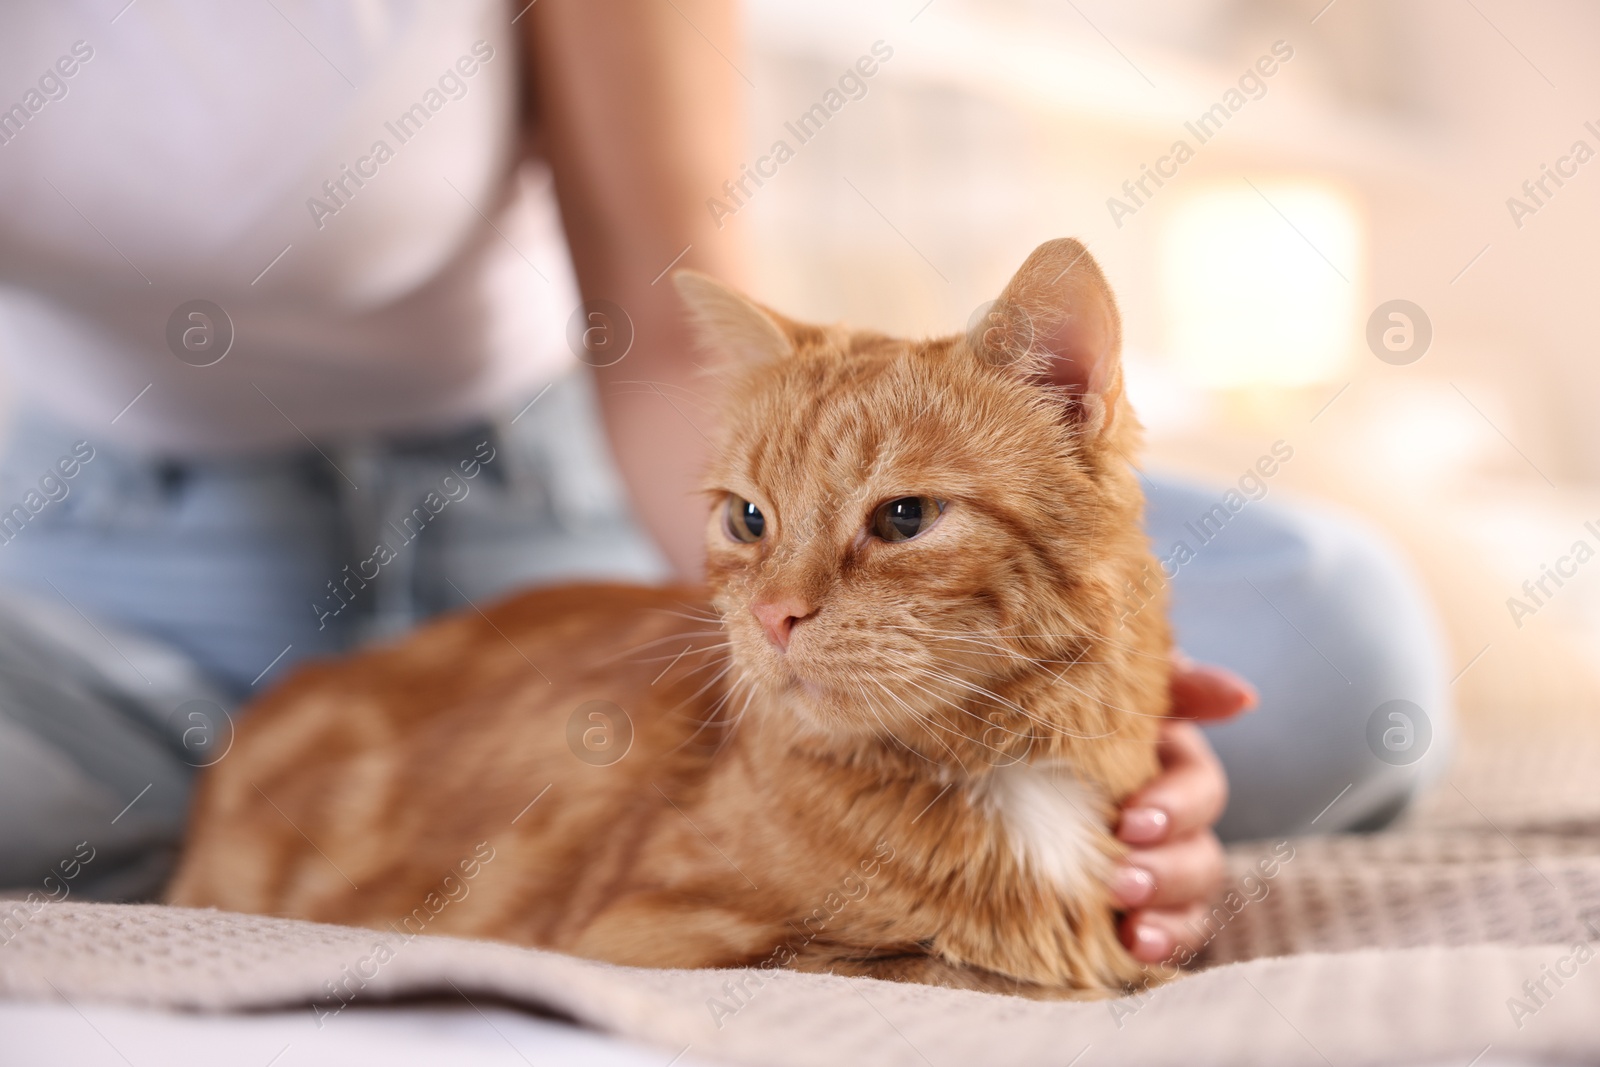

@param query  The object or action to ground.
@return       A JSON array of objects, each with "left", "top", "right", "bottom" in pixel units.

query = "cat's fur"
[{"left": 168, "top": 239, "right": 1171, "bottom": 998}]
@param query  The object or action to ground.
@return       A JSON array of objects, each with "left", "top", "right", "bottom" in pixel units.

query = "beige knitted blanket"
[
  {"left": 2, "top": 900, "right": 1597, "bottom": 1066},
  {"left": 3, "top": 730, "right": 1598, "bottom": 1063}
]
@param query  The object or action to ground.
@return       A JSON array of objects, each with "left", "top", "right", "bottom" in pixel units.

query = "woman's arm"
[{"left": 523, "top": 0, "right": 746, "bottom": 577}]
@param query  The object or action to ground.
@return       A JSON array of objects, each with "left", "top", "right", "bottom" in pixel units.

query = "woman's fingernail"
[
  {"left": 1110, "top": 865, "right": 1155, "bottom": 907},
  {"left": 1133, "top": 922, "right": 1172, "bottom": 961},
  {"left": 1191, "top": 664, "right": 1258, "bottom": 711},
  {"left": 1118, "top": 806, "right": 1169, "bottom": 844}
]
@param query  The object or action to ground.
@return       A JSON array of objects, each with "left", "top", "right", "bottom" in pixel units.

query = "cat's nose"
[{"left": 751, "top": 597, "right": 813, "bottom": 652}]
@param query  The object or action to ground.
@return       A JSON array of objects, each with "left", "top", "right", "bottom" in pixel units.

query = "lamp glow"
[{"left": 1159, "top": 181, "right": 1363, "bottom": 389}]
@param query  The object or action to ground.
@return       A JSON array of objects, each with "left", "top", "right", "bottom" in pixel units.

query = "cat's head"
[{"left": 677, "top": 239, "right": 1168, "bottom": 767}]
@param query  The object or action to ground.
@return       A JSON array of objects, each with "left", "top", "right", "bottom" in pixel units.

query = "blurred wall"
[{"left": 731, "top": 0, "right": 1600, "bottom": 680}]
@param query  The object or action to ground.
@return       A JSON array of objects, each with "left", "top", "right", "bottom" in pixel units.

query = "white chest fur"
[{"left": 978, "top": 762, "right": 1110, "bottom": 900}]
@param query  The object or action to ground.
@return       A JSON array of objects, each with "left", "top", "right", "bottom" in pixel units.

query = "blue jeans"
[
  {"left": 0, "top": 371, "right": 1451, "bottom": 898},
  {"left": 1146, "top": 479, "right": 1452, "bottom": 839}
]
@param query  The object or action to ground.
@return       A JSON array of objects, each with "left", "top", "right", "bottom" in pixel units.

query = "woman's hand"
[{"left": 1110, "top": 655, "right": 1255, "bottom": 963}]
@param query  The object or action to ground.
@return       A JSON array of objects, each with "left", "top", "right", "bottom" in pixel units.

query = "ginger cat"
[{"left": 169, "top": 239, "right": 1171, "bottom": 998}]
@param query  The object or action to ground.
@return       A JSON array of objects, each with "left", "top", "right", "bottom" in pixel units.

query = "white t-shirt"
[{"left": 0, "top": 0, "right": 580, "bottom": 454}]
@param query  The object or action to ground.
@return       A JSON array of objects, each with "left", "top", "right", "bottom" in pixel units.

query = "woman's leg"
[
  {"left": 1144, "top": 474, "right": 1454, "bottom": 841},
  {"left": 0, "top": 417, "right": 356, "bottom": 899},
  {"left": 0, "top": 591, "right": 230, "bottom": 903},
  {"left": 0, "top": 419, "right": 361, "bottom": 695}
]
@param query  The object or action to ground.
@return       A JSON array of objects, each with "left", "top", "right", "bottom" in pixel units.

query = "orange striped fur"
[{"left": 169, "top": 239, "right": 1170, "bottom": 998}]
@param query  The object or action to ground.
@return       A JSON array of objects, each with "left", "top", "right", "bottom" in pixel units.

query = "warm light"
[{"left": 1158, "top": 180, "right": 1363, "bottom": 388}]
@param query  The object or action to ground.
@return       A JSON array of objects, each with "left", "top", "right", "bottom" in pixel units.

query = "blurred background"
[{"left": 730, "top": 0, "right": 1600, "bottom": 740}]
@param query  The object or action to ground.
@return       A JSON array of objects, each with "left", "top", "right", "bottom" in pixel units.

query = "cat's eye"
[
  {"left": 871, "top": 496, "right": 944, "bottom": 542},
  {"left": 725, "top": 494, "right": 767, "bottom": 543}
]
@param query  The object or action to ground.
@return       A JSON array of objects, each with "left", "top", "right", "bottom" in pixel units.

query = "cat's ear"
[
  {"left": 673, "top": 270, "right": 794, "bottom": 365},
  {"left": 968, "top": 238, "right": 1124, "bottom": 436}
]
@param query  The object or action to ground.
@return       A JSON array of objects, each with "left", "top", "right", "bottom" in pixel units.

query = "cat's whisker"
[
  {"left": 614, "top": 628, "right": 728, "bottom": 649},
  {"left": 870, "top": 654, "right": 1032, "bottom": 732},
  {"left": 888, "top": 656, "right": 1050, "bottom": 725},
  {"left": 730, "top": 672, "right": 757, "bottom": 727},
  {"left": 653, "top": 604, "right": 728, "bottom": 625},
  {"left": 897, "top": 619, "right": 1164, "bottom": 658},
  {"left": 665, "top": 655, "right": 743, "bottom": 690},
  {"left": 890, "top": 621, "right": 1082, "bottom": 640},
  {"left": 673, "top": 673, "right": 738, "bottom": 723},
  {"left": 662, "top": 664, "right": 753, "bottom": 756},
  {"left": 888, "top": 657, "right": 1115, "bottom": 742},
  {"left": 888, "top": 623, "right": 1032, "bottom": 647},
  {"left": 600, "top": 631, "right": 730, "bottom": 668},
  {"left": 1049, "top": 624, "right": 1175, "bottom": 664},
  {"left": 851, "top": 680, "right": 944, "bottom": 769},
  {"left": 892, "top": 673, "right": 1035, "bottom": 743},
  {"left": 886, "top": 630, "right": 1035, "bottom": 662},
  {"left": 623, "top": 642, "right": 734, "bottom": 668},
  {"left": 885, "top": 671, "right": 1041, "bottom": 762},
  {"left": 868, "top": 648, "right": 1091, "bottom": 743},
  {"left": 889, "top": 626, "right": 1101, "bottom": 669},
  {"left": 869, "top": 678, "right": 971, "bottom": 773},
  {"left": 1036, "top": 668, "right": 1167, "bottom": 722},
  {"left": 626, "top": 640, "right": 733, "bottom": 668},
  {"left": 663, "top": 660, "right": 739, "bottom": 722}
]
